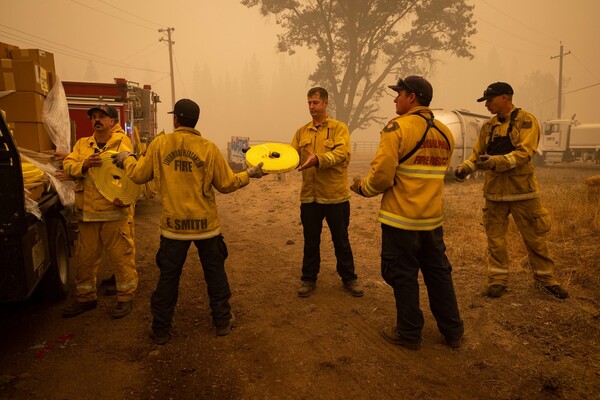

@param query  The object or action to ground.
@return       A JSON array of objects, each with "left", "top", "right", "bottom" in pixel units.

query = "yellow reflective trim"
[
  {"left": 506, "top": 154, "right": 517, "bottom": 168},
  {"left": 489, "top": 266, "right": 508, "bottom": 274},
  {"left": 465, "top": 160, "right": 476, "bottom": 171},
  {"left": 378, "top": 210, "right": 444, "bottom": 231},
  {"left": 484, "top": 192, "right": 539, "bottom": 202},
  {"left": 363, "top": 180, "right": 381, "bottom": 196},
  {"left": 396, "top": 164, "right": 447, "bottom": 179},
  {"left": 160, "top": 227, "right": 221, "bottom": 240}
]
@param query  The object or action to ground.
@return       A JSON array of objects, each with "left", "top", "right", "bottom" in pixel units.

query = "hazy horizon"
[{"left": 2, "top": 0, "right": 599, "bottom": 149}]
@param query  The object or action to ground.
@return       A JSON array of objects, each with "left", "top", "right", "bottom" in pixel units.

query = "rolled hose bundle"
[{"left": 245, "top": 143, "right": 299, "bottom": 174}]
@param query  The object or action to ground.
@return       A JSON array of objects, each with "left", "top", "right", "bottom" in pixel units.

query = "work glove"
[
  {"left": 350, "top": 176, "right": 365, "bottom": 196},
  {"left": 111, "top": 152, "right": 135, "bottom": 168},
  {"left": 247, "top": 162, "right": 265, "bottom": 179},
  {"left": 453, "top": 166, "right": 467, "bottom": 182},
  {"left": 475, "top": 155, "right": 498, "bottom": 171}
]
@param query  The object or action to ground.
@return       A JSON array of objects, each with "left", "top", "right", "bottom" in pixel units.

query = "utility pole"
[
  {"left": 159, "top": 27, "right": 176, "bottom": 110},
  {"left": 550, "top": 42, "right": 571, "bottom": 119}
]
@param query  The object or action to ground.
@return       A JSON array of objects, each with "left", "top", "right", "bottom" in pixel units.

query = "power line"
[
  {"left": 563, "top": 81, "right": 600, "bottom": 95},
  {"left": 472, "top": 36, "right": 548, "bottom": 57},
  {"left": 535, "top": 82, "right": 600, "bottom": 107},
  {"left": 474, "top": 14, "right": 556, "bottom": 50},
  {"left": 69, "top": 0, "right": 156, "bottom": 31},
  {"left": 571, "top": 53, "right": 599, "bottom": 82},
  {"left": 0, "top": 30, "right": 168, "bottom": 75},
  {"left": 97, "top": 0, "right": 163, "bottom": 28},
  {"left": 479, "top": 0, "right": 560, "bottom": 43}
]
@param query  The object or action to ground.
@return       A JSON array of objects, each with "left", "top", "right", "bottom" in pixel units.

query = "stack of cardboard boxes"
[{"left": 0, "top": 41, "right": 56, "bottom": 152}]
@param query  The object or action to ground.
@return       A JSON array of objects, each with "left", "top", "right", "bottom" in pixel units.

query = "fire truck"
[{"left": 62, "top": 78, "right": 160, "bottom": 149}]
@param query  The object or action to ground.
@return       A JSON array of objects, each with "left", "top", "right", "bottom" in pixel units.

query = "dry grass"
[{"left": 349, "top": 157, "right": 600, "bottom": 398}]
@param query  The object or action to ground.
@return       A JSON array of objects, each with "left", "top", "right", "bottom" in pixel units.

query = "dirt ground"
[{"left": 1, "top": 155, "right": 600, "bottom": 400}]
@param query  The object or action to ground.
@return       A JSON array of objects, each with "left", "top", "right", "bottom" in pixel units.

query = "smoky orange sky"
[{"left": 2, "top": 0, "right": 599, "bottom": 149}]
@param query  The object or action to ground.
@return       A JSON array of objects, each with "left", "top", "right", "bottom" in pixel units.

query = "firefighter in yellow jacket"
[
  {"left": 62, "top": 104, "right": 138, "bottom": 319},
  {"left": 352, "top": 76, "right": 463, "bottom": 350},
  {"left": 291, "top": 87, "right": 363, "bottom": 298},
  {"left": 97, "top": 110, "right": 135, "bottom": 296},
  {"left": 454, "top": 82, "right": 568, "bottom": 299},
  {"left": 113, "top": 99, "right": 264, "bottom": 344}
]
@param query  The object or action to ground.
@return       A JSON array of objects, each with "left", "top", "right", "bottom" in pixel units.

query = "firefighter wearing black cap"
[
  {"left": 113, "top": 99, "right": 265, "bottom": 344},
  {"left": 62, "top": 104, "right": 138, "bottom": 319},
  {"left": 454, "top": 82, "right": 568, "bottom": 300},
  {"left": 352, "top": 76, "right": 464, "bottom": 350}
]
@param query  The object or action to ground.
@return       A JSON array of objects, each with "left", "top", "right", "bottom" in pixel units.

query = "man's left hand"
[
  {"left": 298, "top": 151, "right": 318, "bottom": 171},
  {"left": 476, "top": 155, "right": 498, "bottom": 171}
]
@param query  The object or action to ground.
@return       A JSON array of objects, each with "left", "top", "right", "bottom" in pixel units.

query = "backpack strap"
[{"left": 399, "top": 112, "right": 450, "bottom": 164}]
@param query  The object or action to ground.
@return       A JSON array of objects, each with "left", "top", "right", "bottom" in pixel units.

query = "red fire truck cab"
[{"left": 62, "top": 78, "right": 160, "bottom": 148}]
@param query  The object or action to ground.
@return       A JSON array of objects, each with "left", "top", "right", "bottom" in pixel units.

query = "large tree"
[{"left": 242, "top": 0, "right": 476, "bottom": 132}]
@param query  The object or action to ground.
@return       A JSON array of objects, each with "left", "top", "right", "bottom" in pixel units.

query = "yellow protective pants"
[
  {"left": 483, "top": 198, "right": 559, "bottom": 287},
  {"left": 75, "top": 218, "right": 138, "bottom": 302}
]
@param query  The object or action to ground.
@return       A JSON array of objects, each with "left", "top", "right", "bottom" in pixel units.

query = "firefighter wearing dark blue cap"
[
  {"left": 454, "top": 82, "right": 568, "bottom": 300},
  {"left": 62, "top": 104, "right": 138, "bottom": 319},
  {"left": 352, "top": 75, "right": 464, "bottom": 350}
]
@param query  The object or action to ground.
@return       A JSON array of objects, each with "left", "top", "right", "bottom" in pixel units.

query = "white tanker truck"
[
  {"left": 536, "top": 116, "right": 600, "bottom": 164},
  {"left": 433, "top": 108, "right": 489, "bottom": 172}
]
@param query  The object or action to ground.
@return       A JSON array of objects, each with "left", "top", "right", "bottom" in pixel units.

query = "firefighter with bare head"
[
  {"left": 454, "top": 82, "right": 569, "bottom": 300},
  {"left": 62, "top": 104, "right": 138, "bottom": 319},
  {"left": 290, "top": 87, "right": 363, "bottom": 298}
]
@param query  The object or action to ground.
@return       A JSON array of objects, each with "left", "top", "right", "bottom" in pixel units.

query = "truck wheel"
[{"left": 39, "top": 218, "right": 71, "bottom": 301}]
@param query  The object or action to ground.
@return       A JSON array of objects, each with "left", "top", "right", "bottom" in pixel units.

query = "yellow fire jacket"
[
  {"left": 290, "top": 117, "right": 351, "bottom": 204},
  {"left": 63, "top": 132, "right": 133, "bottom": 222},
  {"left": 123, "top": 126, "right": 250, "bottom": 240},
  {"left": 458, "top": 107, "right": 540, "bottom": 201},
  {"left": 357, "top": 106, "right": 454, "bottom": 231}
]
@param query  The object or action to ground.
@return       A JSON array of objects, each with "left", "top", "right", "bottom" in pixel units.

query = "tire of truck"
[{"left": 38, "top": 218, "right": 72, "bottom": 301}]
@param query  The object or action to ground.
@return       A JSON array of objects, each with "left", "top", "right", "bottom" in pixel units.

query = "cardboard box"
[
  {"left": 8, "top": 122, "right": 54, "bottom": 152},
  {"left": 0, "top": 41, "right": 19, "bottom": 59},
  {"left": 0, "top": 59, "right": 49, "bottom": 95},
  {"left": 0, "top": 91, "right": 46, "bottom": 122},
  {"left": 11, "top": 48, "right": 56, "bottom": 75}
]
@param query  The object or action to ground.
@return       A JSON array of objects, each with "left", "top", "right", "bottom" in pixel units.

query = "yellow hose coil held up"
[
  {"left": 245, "top": 142, "right": 299, "bottom": 174},
  {"left": 91, "top": 151, "right": 140, "bottom": 205}
]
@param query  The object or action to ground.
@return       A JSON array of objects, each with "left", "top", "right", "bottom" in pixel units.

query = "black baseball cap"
[
  {"left": 87, "top": 104, "right": 118, "bottom": 119},
  {"left": 477, "top": 82, "right": 514, "bottom": 102},
  {"left": 168, "top": 99, "right": 200, "bottom": 120},
  {"left": 388, "top": 75, "right": 433, "bottom": 102}
]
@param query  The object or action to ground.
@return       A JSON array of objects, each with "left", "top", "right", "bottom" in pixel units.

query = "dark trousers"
[
  {"left": 381, "top": 224, "right": 463, "bottom": 342},
  {"left": 151, "top": 235, "right": 232, "bottom": 334},
  {"left": 300, "top": 201, "right": 357, "bottom": 284}
]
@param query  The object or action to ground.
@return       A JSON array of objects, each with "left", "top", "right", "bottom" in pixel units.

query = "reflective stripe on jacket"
[
  {"left": 458, "top": 107, "right": 540, "bottom": 201},
  {"left": 63, "top": 132, "right": 132, "bottom": 222},
  {"left": 359, "top": 106, "right": 454, "bottom": 231},
  {"left": 290, "top": 117, "right": 351, "bottom": 204},
  {"left": 123, "top": 126, "right": 250, "bottom": 240}
]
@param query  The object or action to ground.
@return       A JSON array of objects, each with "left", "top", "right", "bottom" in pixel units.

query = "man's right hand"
[
  {"left": 247, "top": 162, "right": 265, "bottom": 179},
  {"left": 83, "top": 153, "right": 102, "bottom": 171},
  {"left": 453, "top": 166, "right": 467, "bottom": 182},
  {"left": 112, "top": 152, "right": 134, "bottom": 168}
]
